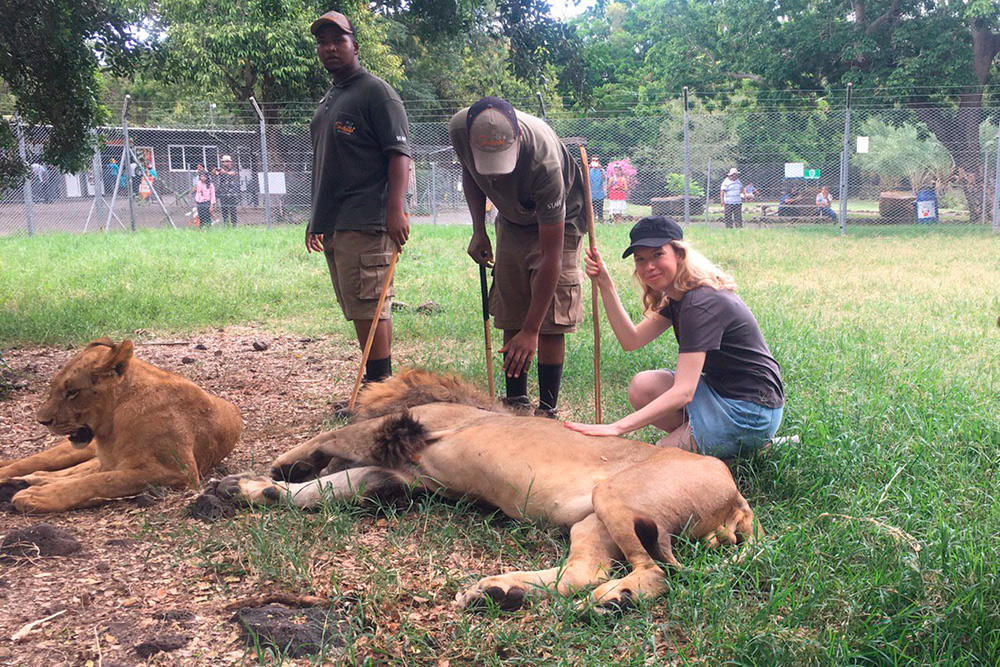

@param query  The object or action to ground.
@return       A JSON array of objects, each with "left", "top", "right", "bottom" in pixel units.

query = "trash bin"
[{"left": 915, "top": 188, "right": 938, "bottom": 224}]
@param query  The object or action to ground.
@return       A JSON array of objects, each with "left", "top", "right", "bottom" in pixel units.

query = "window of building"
[{"left": 167, "top": 145, "right": 221, "bottom": 172}]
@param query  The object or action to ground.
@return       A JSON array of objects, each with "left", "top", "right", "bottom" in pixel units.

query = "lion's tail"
[{"left": 357, "top": 368, "right": 494, "bottom": 418}]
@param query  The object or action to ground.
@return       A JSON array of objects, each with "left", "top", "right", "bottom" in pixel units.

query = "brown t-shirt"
[
  {"left": 449, "top": 109, "right": 585, "bottom": 236},
  {"left": 659, "top": 286, "right": 784, "bottom": 408}
]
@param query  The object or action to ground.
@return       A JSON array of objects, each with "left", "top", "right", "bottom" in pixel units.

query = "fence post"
[
  {"left": 122, "top": 96, "right": 137, "bottom": 232},
  {"left": 430, "top": 161, "right": 438, "bottom": 224},
  {"left": 682, "top": 87, "right": 691, "bottom": 226},
  {"left": 535, "top": 92, "right": 547, "bottom": 121},
  {"left": 15, "top": 115, "right": 35, "bottom": 237},
  {"left": 705, "top": 156, "right": 711, "bottom": 225},
  {"left": 838, "top": 83, "right": 852, "bottom": 235},
  {"left": 992, "top": 119, "right": 1000, "bottom": 233},
  {"left": 982, "top": 145, "right": 988, "bottom": 226},
  {"left": 250, "top": 97, "right": 272, "bottom": 230}
]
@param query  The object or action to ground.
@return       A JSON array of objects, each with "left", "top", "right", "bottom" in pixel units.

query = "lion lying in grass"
[
  {"left": 206, "top": 369, "right": 757, "bottom": 611},
  {"left": 0, "top": 338, "right": 242, "bottom": 513}
]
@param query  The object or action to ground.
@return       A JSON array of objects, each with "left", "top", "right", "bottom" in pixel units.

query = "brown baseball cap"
[
  {"left": 466, "top": 97, "right": 519, "bottom": 176},
  {"left": 310, "top": 10, "right": 354, "bottom": 35}
]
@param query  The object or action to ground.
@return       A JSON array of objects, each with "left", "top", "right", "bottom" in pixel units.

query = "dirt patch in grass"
[{"left": 0, "top": 328, "right": 367, "bottom": 666}]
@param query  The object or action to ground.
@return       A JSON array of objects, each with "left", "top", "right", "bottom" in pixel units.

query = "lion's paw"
[
  {"left": 270, "top": 449, "right": 333, "bottom": 483},
  {"left": 586, "top": 571, "right": 666, "bottom": 612},
  {"left": 0, "top": 479, "right": 31, "bottom": 510},
  {"left": 215, "top": 474, "right": 285, "bottom": 505},
  {"left": 10, "top": 486, "right": 60, "bottom": 514},
  {"left": 580, "top": 581, "right": 636, "bottom": 615},
  {"left": 455, "top": 577, "right": 528, "bottom": 612}
]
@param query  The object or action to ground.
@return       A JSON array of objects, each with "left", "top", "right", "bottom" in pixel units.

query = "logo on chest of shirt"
[{"left": 335, "top": 120, "right": 357, "bottom": 135}]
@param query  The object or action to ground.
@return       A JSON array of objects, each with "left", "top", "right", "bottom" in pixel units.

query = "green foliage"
[
  {"left": 152, "top": 0, "right": 402, "bottom": 120},
  {"left": 855, "top": 119, "right": 952, "bottom": 192},
  {"left": 665, "top": 172, "right": 705, "bottom": 198},
  {"left": 0, "top": 0, "right": 141, "bottom": 190}
]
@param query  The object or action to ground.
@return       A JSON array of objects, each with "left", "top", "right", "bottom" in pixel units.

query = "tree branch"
[{"left": 865, "top": 0, "right": 900, "bottom": 37}]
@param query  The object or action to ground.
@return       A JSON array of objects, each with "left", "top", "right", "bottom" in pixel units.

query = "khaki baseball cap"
[
  {"left": 311, "top": 10, "right": 353, "bottom": 35},
  {"left": 466, "top": 97, "right": 519, "bottom": 176}
]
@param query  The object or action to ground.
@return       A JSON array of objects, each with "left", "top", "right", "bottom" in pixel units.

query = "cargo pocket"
[
  {"left": 551, "top": 267, "right": 583, "bottom": 326},
  {"left": 358, "top": 252, "right": 395, "bottom": 300}
]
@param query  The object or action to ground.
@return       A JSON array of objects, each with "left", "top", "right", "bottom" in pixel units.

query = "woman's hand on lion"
[{"left": 563, "top": 420, "right": 627, "bottom": 437}]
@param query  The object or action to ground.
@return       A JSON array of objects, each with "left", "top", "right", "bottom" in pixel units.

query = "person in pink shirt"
[{"left": 194, "top": 171, "right": 217, "bottom": 227}]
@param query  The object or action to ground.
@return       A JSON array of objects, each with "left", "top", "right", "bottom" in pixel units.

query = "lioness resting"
[
  {"left": 208, "top": 369, "right": 756, "bottom": 610},
  {"left": 0, "top": 338, "right": 242, "bottom": 513}
]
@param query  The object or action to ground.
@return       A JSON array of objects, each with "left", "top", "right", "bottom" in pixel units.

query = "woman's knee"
[{"left": 628, "top": 370, "right": 674, "bottom": 409}]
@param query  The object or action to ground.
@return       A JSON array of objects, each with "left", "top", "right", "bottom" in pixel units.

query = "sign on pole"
[
  {"left": 804, "top": 168, "right": 821, "bottom": 179},
  {"left": 784, "top": 162, "right": 804, "bottom": 178}
]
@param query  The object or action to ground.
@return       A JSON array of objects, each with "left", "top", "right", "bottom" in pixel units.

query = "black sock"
[
  {"left": 365, "top": 356, "right": 391, "bottom": 383},
  {"left": 537, "top": 363, "right": 563, "bottom": 410},
  {"left": 504, "top": 361, "right": 528, "bottom": 399}
]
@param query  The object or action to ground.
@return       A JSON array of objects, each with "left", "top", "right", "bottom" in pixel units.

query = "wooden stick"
[
  {"left": 579, "top": 146, "right": 602, "bottom": 423},
  {"left": 348, "top": 249, "right": 399, "bottom": 412},
  {"left": 479, "top": 264, "right": 496, "bottom": 400}
]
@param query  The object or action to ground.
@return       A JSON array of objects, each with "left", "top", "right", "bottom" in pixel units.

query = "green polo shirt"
[
  {"left": 309, "top": 68, "right": 411, "bottom": 234},
  {"left": 449, "top": 108, "right": 586, "bottom": 236}
]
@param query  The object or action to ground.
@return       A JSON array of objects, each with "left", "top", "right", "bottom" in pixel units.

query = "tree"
[
  {"left": 717, "top": 0, "right": 1000, "bottom": 217},
  {"left": 854, "top": 119, "right": 953, "bottom": 193},
  {"left": 0, "top": 0, "right": 140, "bottom": 190},
  {"left": 153, "top": 0, "right": 402, "bottom": 125}
]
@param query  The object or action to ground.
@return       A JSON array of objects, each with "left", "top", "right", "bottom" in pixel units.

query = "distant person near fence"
[
  {"left": 815, "top": 186, "right": 837, "bottom": 221},
  {"left": 720, "top": 167, "right": 743, "bottom": 228},
  {"left": 589, "top": 157, "right": 606, "bottom": 222},
  {"left": 215, "top": 155, "right": 240, "bottom": 227},
  {"left": 778, "top": 186, "right": 804, "bottom": 217},
  {"left": 305, "top": 9, "right": 412, "bottom": 388},
  {"left": 193, "top": 171, "right": 216, "bottom": 227},
  {"left": 607, "top": 164, "right": 629, "bottom": 222}
]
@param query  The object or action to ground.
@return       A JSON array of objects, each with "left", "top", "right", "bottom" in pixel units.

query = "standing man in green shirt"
[
  {"left": 450, "top": 97, "right": 586, "bottom": 416},
  {"left": 306, "top": 10, "right": 411, "bottom": 386}
]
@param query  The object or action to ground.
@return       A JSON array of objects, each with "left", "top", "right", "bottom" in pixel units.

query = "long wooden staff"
[
  {"left": 479, "top": 264, "right": 496, "bottom": 400},
  {"left": 348, "top": 248, "right": 400, "bottom": 412},
  {"left": 579, "top": 146, "right": 602, "bottom": 423}
]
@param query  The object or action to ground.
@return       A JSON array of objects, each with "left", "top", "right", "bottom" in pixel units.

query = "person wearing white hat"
[
  {"left": 719, "top": 167, "right": 743, "bottom": 228},
  {"left": 215, "top": 155, "right": 240, "bottom": 227}
]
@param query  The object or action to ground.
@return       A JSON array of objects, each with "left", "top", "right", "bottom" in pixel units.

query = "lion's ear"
[
  {"left": 87, "top": 337, "right": 115, "bottom": 349},
  {"left": 99, "top": 340, "right": 134, "bottom": 376}
]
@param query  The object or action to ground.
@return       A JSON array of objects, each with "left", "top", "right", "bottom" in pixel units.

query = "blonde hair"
[{"left": 635, "top": 240, "right": 736, "bottom": 313}]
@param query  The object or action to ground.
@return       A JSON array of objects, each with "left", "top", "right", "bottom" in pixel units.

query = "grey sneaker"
[
  {"left": 500, "top": 395, "right": 533, "bottom": 414},
  {"left": 534, "top": 405, "right": 559, "bottom": 419}
]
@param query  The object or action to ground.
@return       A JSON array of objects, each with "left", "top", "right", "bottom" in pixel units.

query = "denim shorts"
[{"left": 687, "top": 379, "right": 783, "bottom": 459}]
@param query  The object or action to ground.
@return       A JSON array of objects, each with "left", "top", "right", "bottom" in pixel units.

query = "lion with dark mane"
[
  {"left": 0, "top": 338, "right": 242, "bottom": 513},
  {"left": 208, "top": 368, "right": 757, "bottom": 610}
]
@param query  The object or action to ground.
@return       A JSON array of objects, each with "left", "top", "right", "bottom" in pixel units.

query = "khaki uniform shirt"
[{"left": 449, "top": 109, "right": 585, "bottom": 236}]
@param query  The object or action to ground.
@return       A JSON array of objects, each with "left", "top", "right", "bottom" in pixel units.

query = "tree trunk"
[{"left": 912, "top": 99, "right": 984, "bottom": 221}]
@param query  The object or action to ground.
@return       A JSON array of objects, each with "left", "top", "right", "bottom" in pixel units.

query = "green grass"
[{"left": 4, "top": 224, "right": 1000, "bottom": 665}]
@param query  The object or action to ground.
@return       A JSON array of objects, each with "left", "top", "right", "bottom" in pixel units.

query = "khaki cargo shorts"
[
  {"left": 490, "top": 220, "right": 584, "bottom": 334},
  {"left": 323, "top": 230, "right": 395, "bottom": 321}
]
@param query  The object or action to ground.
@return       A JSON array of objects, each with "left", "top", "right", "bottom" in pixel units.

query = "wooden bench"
[{"left": 753, "top": 203, "right": 830, "bottom": 224}]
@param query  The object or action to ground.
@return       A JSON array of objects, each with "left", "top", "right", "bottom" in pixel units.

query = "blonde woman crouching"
[{"left": 564, "top": 216, "right": 784, "bottom": 458}]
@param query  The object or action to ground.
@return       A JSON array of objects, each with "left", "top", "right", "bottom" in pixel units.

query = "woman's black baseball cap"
[{"left": 622, "top": 216, "right": 684, "bottom": 258}]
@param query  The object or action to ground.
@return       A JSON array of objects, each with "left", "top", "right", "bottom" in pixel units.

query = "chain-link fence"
[{"left": 4, "top": 90, "right": 1000, "bottom": 237}]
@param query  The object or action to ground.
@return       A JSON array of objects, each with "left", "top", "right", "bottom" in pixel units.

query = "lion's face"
[{"left": 36, "top": 338, "right": 133, "bottom": 448}]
